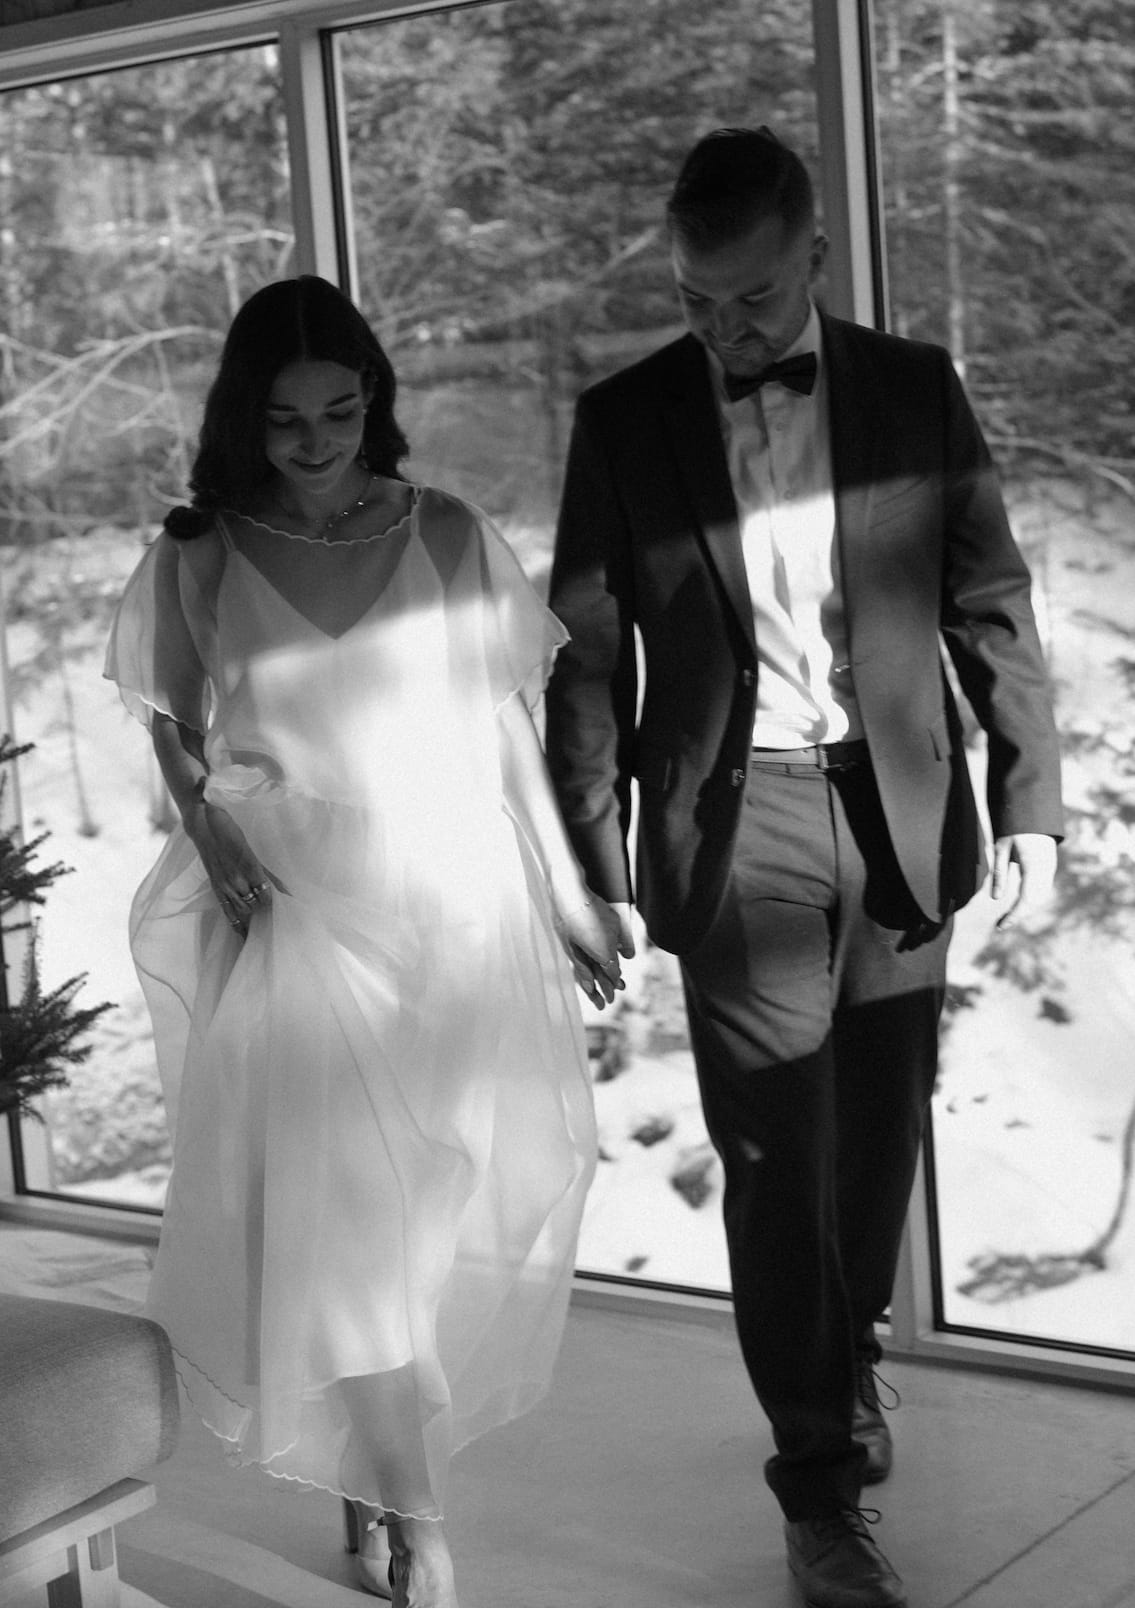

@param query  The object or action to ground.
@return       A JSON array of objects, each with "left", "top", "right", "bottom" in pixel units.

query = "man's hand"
[
  {"left": 991, "top": 833, "right": 1058, "bottom": 929},
  {"left": 610, "top": 901, "right": 637, "bottom": 962}
]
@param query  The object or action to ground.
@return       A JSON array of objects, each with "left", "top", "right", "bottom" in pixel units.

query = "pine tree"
[{"left": 0, "top": 734, "right": 112, "bottom": 1121}]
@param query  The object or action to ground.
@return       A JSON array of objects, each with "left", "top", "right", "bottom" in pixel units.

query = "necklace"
[{"left": 272, "top": 470, "right": 375, "bottom": 539}]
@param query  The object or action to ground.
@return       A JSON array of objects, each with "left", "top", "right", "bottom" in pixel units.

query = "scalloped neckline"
[{"left": 233, "top": 483, "right": 420, "bottom": 546}]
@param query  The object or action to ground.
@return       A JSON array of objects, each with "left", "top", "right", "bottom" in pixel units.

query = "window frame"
[{"left": 1, "top": 0, "right": 1130, "bottom": 1395}]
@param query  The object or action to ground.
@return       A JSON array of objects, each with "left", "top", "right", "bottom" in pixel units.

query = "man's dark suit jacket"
[{"left": 545, "top": 312, "right": 1064, "bottom": 956}]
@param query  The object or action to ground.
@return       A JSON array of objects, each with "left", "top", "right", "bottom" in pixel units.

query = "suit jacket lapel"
[
  {"left": 821, "top": 313, "right": 879, "bottom": 644},
  {"left": 659, "top": 336, "right": 756, "bottom": 660},
  {"left": 654, "top": 320, "right": 884, "bottom": 666}
]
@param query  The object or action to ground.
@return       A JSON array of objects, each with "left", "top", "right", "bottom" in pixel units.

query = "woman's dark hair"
[
  {"left": 165, "top": 275, "right": 409, "bottom": 539},
  {"left": 666, "top": 126, "right": 815, "bottom": 253}
]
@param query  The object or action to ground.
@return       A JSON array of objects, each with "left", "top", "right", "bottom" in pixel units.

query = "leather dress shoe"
[
  {"left": 853, "top": 1351, "right": 896, "bottom": 1484},
  {"left": 785, "top": 1512, "right": 907, "bottom": 1608}
]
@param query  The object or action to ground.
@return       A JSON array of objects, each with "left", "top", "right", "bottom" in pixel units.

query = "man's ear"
[{"left": 809, "top": 233, "right": 830, "bottom": 280}]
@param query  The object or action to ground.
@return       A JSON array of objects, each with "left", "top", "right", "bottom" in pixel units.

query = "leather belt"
[{"left": 748, "top": 739, "right": 870, "bottom": 774}]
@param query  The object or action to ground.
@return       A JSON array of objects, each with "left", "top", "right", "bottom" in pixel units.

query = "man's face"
[{"left": 672, "top": 213, "right": 827, "bottom": 379}]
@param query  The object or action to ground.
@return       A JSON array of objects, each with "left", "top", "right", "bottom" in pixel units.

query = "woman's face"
[{"left": 263, "top": 360, "right": 371, "bottom": 498}]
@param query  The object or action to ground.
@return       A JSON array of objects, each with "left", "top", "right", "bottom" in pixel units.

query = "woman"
[{"left": 105, "top": 276, "right": 625, "bottom": 1607}]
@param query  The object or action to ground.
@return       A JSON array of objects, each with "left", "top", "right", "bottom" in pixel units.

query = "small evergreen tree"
[{"left": 0, "top": 734, "right": 112, "bottom": 1121}]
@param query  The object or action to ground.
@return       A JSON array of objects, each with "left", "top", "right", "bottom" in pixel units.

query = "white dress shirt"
[{"left": 714, "top": 303, "right": 863, "bottom": 749}]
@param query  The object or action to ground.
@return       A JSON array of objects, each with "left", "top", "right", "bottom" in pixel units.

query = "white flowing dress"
[{"left": 104, "top": 485, "right": 597, "bottom": 1518}]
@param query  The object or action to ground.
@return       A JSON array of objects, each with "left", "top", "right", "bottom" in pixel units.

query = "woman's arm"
[
  {"left": 152, "top": 712, "right": 275, "bottom": 936},
  {"left": 497, "top": 690, "right": 629, "bottom": 1009},
  {"left": 151, "top": 710, "right": 208, "bottom": 820}
]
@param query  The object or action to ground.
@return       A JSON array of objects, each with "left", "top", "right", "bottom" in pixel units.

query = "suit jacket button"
[
  {"left": 730, "top": 767, "right": 746, "bottom": 788},
  {"left": 740, "top": 668, "right": 755, "bottom": 687}
]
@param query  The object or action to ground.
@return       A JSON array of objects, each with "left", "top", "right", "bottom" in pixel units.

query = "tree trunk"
[
  {"left": 200, "top": 152, "right": 242, "bottom": 320},
  {"left": 942, "top": 0, "right": 966, "bottom": 377},
  {"left": 881, "top": 0, "right": 911, "bottom": 339}
]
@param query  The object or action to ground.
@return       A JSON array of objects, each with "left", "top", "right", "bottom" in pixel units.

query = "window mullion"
[
  {"left": 813, "top": 0, "right": 935, "bottom": 1351},
  {"left": 888, "top": 1145, "right": 938, "bottom": 1347},
  {"left": 811, "top": 0, "right": 888, "bottom": 329},
  {"left": 278, "top": 19, "right": 344, "bottom": 283}
]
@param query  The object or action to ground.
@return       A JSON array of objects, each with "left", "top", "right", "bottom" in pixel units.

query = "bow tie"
[{"left": 723, "top": 351, "right": 817, "bottom": 403}]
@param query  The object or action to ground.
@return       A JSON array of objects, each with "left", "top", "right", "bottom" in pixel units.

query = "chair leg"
[
  {"left": 89, "top": 1530, "right": 116, "bottom": 1572},
  {"left": 43, "top": 1527, "right": 123, "bottom": 1608},
  {"left": 47, "top": 1569, "right": 82, "bottom": 1608},
  {"left": 78, "top": 1525, "right": 123, "bottom": 1607}
]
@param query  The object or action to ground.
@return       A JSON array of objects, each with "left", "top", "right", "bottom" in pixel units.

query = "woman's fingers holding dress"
[
  {"left": 188, "top": 802, "right": 276, "bottom": 930},
  {"left": 218, "top": 875, "right": 274, "bottom": 929},
  {"left": 215, "top": 890, "right": 247, "bottom": 934}
]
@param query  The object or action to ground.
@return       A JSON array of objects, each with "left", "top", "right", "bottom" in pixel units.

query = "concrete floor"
[{"left": 112, "top": 1296, "right": 1135, "bottom": 1608}]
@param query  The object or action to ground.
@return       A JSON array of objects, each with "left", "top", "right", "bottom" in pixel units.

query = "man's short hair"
[{"left": 666, "top": 126, "right": 815, "bottom": 251}]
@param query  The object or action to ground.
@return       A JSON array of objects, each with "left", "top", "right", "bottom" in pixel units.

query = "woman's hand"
[
  {"left": 184, "top": 799, "right": 276, "bottom": 939},
  {"left": 556, "top": 893, "right": 627, "bottom": 1010}
]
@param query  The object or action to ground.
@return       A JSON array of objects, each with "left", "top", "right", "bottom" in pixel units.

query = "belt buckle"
[
  {"left": 816, "top": 741, "right": 864, "bottom": 772},
  {"left": 819, "top": 742, "right": 859, "bottom": 772}
]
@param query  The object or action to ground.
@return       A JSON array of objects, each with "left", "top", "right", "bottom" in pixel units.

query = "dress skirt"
[{"left": 109, "top": 488, "right": 597, "bottom": 1518}]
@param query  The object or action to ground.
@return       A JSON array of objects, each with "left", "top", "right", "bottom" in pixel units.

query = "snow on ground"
[
  {"left": 929, "top": 483, "right": 1135, "bottom": 1351},
  {"left": 4, "top": 481, "right": 1134, "bottom": 1353}
]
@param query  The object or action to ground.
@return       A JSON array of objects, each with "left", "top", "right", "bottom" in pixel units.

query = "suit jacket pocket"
[
  {"left": 869, "top": 471, "right": 937, "bottom": 517},
  {"left": 634, "top": 739, "right": 677, "bottom": 793},
  {"left": 929, "top": 713, "right": 952, "bottom": 761}
]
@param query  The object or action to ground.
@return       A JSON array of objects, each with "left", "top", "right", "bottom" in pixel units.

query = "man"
[{"left": 545, "top": 128, "right": 1062, "bottom": 1608}]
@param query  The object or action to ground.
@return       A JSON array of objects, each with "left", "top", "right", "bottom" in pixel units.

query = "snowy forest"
[{"left": 0, "top": 0, "right": 1133, "bottom": 1353}]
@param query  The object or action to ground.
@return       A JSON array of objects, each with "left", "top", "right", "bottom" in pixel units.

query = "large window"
[
  {"left": 874, "top": 0, "right": 1135, "bottom": 1357},
  {"left": 0, "top": 44, "right": 292, "bottom": 1207},
  {"left": 337, "top": 0, "right": 818, "bottom": 1288},
  {"left": 0, "top": 2, "right": 821, "bottom": 1291},
  {"left": 2, "top": 0, "right": 1133, "bottom": 1379}
]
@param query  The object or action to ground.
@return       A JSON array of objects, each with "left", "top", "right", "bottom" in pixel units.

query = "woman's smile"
[{"left": 263, "top": 359, "right": 374, "bottom": 517}]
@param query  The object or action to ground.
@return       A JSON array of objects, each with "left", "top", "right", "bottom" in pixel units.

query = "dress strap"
[{"left": 215, "top": 512, "right": 237, "bottom": 552}]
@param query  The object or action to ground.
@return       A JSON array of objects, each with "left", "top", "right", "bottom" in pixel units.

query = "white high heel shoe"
[
  {"left": 382, "top": 1522, "right": 460, "bottom": 1608},
  {"left": 342, "top": 1498, "right": 393, "bottom": 1599}
]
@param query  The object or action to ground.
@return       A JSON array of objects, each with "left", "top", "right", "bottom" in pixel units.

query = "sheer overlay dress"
[{"left": 104, "top": 485, "right": 597, "bottom": 1518}]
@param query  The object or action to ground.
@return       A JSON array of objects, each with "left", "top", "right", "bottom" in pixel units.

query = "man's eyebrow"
[
  {"left": 267, "top": 391, "right": 359, "bottom": 412},
  {"left": 677, "top": 279, "right": 774, "bottom": 300}
]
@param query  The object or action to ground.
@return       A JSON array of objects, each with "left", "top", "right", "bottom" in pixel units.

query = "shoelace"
[
  {"left": 858, "top": 1358, "right": 902, "bottom": 1411},
  {"left": 804, "top": 1507, "right": 885, "bottom": 1556},
  {"left": 846, "top": 1505, "right": 882, "bottom": 1531}
]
